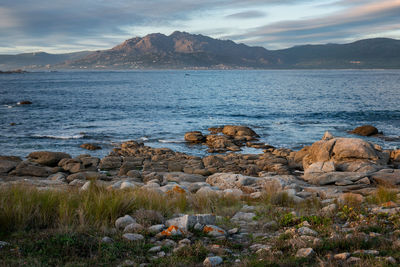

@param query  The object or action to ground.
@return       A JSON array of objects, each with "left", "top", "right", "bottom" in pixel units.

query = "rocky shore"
[{"left": 1, "top": 125, "right": 400, "bottom": 266}]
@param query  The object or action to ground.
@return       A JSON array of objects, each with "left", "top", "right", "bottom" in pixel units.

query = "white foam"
[{"left": 33, "top": 133, "right": 85, "bottom": 140}]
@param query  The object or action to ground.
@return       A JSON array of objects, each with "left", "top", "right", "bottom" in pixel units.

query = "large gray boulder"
[
  {"left": 28, "top": 151, "right": 71, "bottom": 167},
  {"left": 303, "top": 137, "right": 389, "bottom": 172},
  {"left": 165, "top": 214, "right": 216, "bottom": 231},
  {"left": 13, "top": 161, "right": 52, "bottom": 177},
  {"left": 0, "top": 156, "right": 22, "bottom": 174}
]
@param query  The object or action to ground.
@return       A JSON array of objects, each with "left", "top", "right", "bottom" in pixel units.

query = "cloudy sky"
[{"left": 1, "top": 0, "right": 400, "bottom": 54}]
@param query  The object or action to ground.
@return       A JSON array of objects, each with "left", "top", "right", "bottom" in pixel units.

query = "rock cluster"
[{"left": 184, "top": 125, "right": 269, "bottom": 153}]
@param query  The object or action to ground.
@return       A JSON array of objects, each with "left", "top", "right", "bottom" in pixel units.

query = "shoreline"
[{"left": 1, "top": 125, "right": 400, "bottom": 266}]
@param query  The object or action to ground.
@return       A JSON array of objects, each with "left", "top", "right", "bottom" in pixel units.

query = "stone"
[
  {"left": 99, "top": 156, "right": 122, "bottom": 170},
  {"left": 222, "top": 125, "right": 258, "bottom": 137},
  {"left": 321, "top": 204, "right": 337, "bottom": 214},
  {"left": 148, "top": 224, "right": 165, "bottom": 234},
  {"left": 165, "top": 214, "right": 216, "bottom": 231},
  {"left": 165, "top": 172, "right": 206, "bottom": 183},
  {"left": 203, "top": 256, "right": 223, "bottom": 266},
  {"left": 350, "top": 125, "right": 379, "bottom": 136},
  {"left": 58, "top": 158, "right": 84, "bottom": 173},
  {"left": 66, "top": 171, "right": 105, "bottom": 183},
  {"left": 0, "top": 156, "right": 21, "bottom": 173},
  {"left": 123, "top": 223, "right": 144, "bottom": 233},
  {"left": 118, "top": 162, "right": 142, "bottom": 176},
  {"left": 80, "top": 181, "right": 93, "bottom": 191},
  {"left": 231, "top": 212, "right": 256, "bottom": 222},
  {"left": 122, "top": 233, "right": 144, "bottom": 242},
  {"left": 223, "top": 189, "right": 243, "bottom": 198},
  {"left": 303, "top": 137, "right": 387, "bottom": 171},
  {"left": 148, "top": 246, "right": 162, "bottom": 253},
  {"left": 298, "top": 227, "right": 318, "bottom": 237},
  {"left": 115, "top": 215, "right": 136, "bottom": 230},
  {"left": 101, "top": 236, "right": 114, "bottom": 243},
  {"left": 206, "top": 173, "right": 260, "bottom": 190},
  {"left": 48, "top": 172, "right": 66, "bottom": 181},
  {"left": 196, "top": 187, "right": 219, "bottom": 196},
  {"left": 127, "top": 170, "right": 142, "bottom": 178},
  {"left": 353, "top": 249, "right": 379, "bottom": 256},
  {"left": 13, "top": 161, "right": 51, "bottom": 177},
  {"left": 304, "top": 171, "right": 368, "bottom": 185},
  {"left": 28, "top": 151, "right": 71, "bottom": 166},
  {"left": 184, "top": 131, "right": 206, "bottom": 143},
  {"left": 17, "top": 100, "right": 32, "bottom": 105},
  {"left": 160, "top": 225, "right": 184, "bottom": 237},
  {"left": 295, "top": 248, "right": 315, "bottom": 258},
  {"left": 334, "top": 252, "right": 350, "bottom": 260},
  {"left": 80, "top": 143, "right": 101, "bottom": 150},
  {"left": 120, "top": 181, "right": 136, "bottom": 190},
  {"left": 371, "top": 169, "right": 400, "bottom": 185},
  {"left": 339, "top": 193, "right": 364, "bottom": 204},
  {"left": 203, "top": 225, "right": 226, "bottom": 237}
]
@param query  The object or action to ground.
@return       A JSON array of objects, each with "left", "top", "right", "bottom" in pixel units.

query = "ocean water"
[{"left": 1, "top": 70, "right": 400, "bottom": 158}]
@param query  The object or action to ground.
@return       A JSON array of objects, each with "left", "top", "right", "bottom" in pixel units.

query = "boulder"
[
  {"left": 206, "top": 135, "right": 240, "bottom": 152},
  {"left": 66, "top": 171, "right": 106, "bottom": 183},
  {"left": 350, "top": 125, "right": 379, "bottom": 136},
  {"left": 80, "top": 143, "right": 101, "bottom": 150},
  {"left": 13, "top": 161, "right": 52, "bottom": 177},
  {"left": 231, "top": 212, "right": 256, "bottom": 222},
  {"left": 17, "top": 100, "right": 32, "bottom": 105},
  {"left": 116, "top": 215, "right": 136, "bottom": 230},
  {"left": 99, "top": 156, "right": 122, "bottom": 170},
  {"left": 303, "top": 137, "right": 388, "bottom": 172},
  {"left": 28, "top": 151, "right": 71, "bottom": 166},
  {"left": 203, "top": 225, "right": 226, "bottom": 237},
  {"left": 303, "top": 171, "right": 368, "bottom": 185},
  {"left": 0, "top": 156, "right": 22, "bottom": 173},
  {"left": 122, "top": 233, "right": 144, "bottom": 242},
  {"left": 222, "top": 125, "right": 259, "bottom": 138},
  {"left": 370, "top": 169, "right": 400, "bottom": 185},
  {"left": 203, "top": 256, "right": 223, "bottom": 266},
  {"left": 206, "top": 173, "right": 261, "bottom": 190},
  {"left": 165, "top": 214, "right": 216, "bottom": 231},
  {"left": 58, "top": 158, "right": 84, "bottom": 173},
  {"left": 296, "top": 248, "right": 315, "bottom": 258},
  {"left": 184, "top": 131, "right": 205, "bottom": 143},
  {"left": 165, "top": 172, "right": 206, "bottom": 183}
]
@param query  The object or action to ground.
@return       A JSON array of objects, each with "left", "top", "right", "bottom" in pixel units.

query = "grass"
[{"left": 1, "top": 183, "right": 399, "bottom": 266}]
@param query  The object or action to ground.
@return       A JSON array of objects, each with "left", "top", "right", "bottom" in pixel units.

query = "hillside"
[
  {"left": 65, "top": 31, "right": 278, "bottom": 69},
  {"left": 1, "top": 33, "right": 400, "bottom": 70}
]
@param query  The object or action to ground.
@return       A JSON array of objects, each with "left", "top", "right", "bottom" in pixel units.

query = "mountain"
[
  {"left": 64, "top": 31, "right": 278, "bottom": 69},
  {"left": 1, "top": 32, "right": 400, "bottom": 70},
  {"left": 275, "top": 38, "right": 400, "bottom": 68},
  {"left": 0, "top": 51, "right": 92, "bottom": 70}
]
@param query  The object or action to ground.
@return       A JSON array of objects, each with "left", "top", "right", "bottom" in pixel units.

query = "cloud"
[
  {"left": 0, "top": 0, "right": 399, "bottom": 53},
  {"left": 226, "top": 0, "right": 400, "bottom": 49},
  {"left": 225, "top": 10, "right": 266, "bottom": 19}
]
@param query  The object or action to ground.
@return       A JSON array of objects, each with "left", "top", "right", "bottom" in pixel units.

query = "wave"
[
  {"left": 158, "top": 139, "right": 185, "bottom": 143},
  {"left": 32, "top": 133, "right": 85, "bottom": 140},
  {"left": 139, "top": 137, "right": 149, "bottom": 141}
]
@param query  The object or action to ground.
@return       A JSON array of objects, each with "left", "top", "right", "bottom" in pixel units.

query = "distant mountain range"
[{"left": 1, "top": 31, "right": 400, "bottom": 70}]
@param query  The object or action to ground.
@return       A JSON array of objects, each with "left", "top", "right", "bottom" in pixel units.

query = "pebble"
[{"left": 203, "top": 256, "right": 223, "bottom": 266}]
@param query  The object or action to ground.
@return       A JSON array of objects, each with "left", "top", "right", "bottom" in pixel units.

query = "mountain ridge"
[{"left": 1, "top": 32, "right": 400, "bottom": 70}]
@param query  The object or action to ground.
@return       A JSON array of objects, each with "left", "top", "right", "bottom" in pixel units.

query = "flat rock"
[
  {"left": 122, "top": 233, "right": 144, "bottom": 242},
  {"left": 0, "top": 156, "right": 22, "bottom": 173},
  {"left": 370, "top": 169, "right": 400, "bottom": 185},
  {"left": 13, "top": 161, "right": 52, "bottom": 177},
  {"left": 28, "top": 151, "right": 71, "bottom": 166},
  {"left": 165, "top": 172, "right": 206, "bottom": 183},
  {"left": 350, "top": 125, "right": 379, "bottom": 136},
  {"left": 231, "top": 212, "right": 256, "bottom": 222},
  {"left": 165, "top": 214, "right": 215, "bottom": 231},
  {"left": 296, "top": 248, "right": 315, "bottom": 258},
  {"left": 115, "top": 215, "right": 136, "bottom": 230},
  {"left": 203, "top": 256, "right": 223, "bottom": 266}
]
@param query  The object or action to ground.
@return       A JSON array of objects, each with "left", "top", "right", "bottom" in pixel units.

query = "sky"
[{"left": 1, "top": 0, "right": 400, "bottom": 54}]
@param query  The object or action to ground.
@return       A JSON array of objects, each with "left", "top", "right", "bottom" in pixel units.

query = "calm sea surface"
[{"left": 1, "top": 70, "right": 400, "bottom": 158}]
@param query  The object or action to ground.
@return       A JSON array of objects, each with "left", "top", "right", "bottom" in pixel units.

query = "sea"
[{"left": 1, "top": 69, "right": 400, "bottom": 158}]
